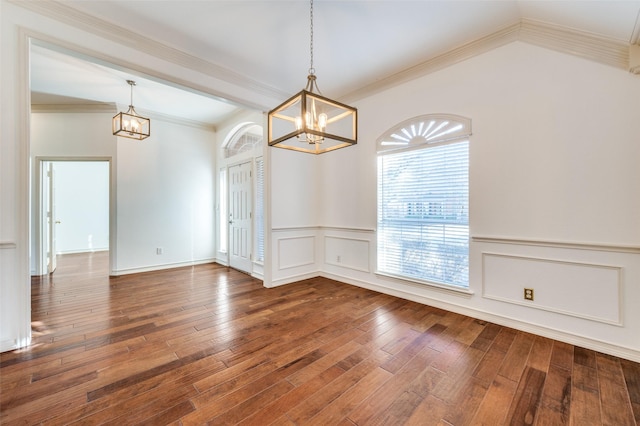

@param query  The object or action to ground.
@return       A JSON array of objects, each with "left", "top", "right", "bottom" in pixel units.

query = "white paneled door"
[{"left": 228, "top": 161, "right": 252, "bottom": 274}]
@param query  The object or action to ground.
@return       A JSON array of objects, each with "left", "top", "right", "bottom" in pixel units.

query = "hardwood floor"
[{"left": 1, "top": 252, "right": 639, "bottom": 425}]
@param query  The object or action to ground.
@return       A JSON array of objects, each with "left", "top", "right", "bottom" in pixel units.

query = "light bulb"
[{"left": 318, "top": 113, "right": 327, "bottom": 131}]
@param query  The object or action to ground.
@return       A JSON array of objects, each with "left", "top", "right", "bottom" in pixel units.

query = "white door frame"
[{"left": 33, "top": 157, "right": 115, "bottom": 276}]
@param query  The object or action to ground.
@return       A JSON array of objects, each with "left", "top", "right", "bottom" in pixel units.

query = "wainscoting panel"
[
  {"left": 482, "top": 252, "right": 622, "bottom": 325},
  {"left": 324, "top": 236, "right": 370, "bottom": 273},
  {"left": 277, "top": 235, "right": 316, "bottom": 270}
]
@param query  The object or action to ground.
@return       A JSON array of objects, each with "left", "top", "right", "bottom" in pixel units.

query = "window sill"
[{"left": 375, "top": 271, "right": 474, "bottom": 297}]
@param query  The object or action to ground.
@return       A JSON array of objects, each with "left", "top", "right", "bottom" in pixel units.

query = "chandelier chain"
[{"left": 309, "top": 0, "right": 314, "bottom": 75}]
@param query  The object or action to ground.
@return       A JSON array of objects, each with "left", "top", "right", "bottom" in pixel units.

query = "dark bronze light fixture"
[
  {"left": 268, "top": 0, "right": 357, "bottom": 154},
  {"left": 112, "top": 80, "right": 150, "bottom": 140}
]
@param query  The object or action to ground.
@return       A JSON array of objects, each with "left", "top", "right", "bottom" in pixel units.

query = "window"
[
  {"left": 224, "top": 123, "right": 263, "bottom": 159},
  {"left": 377, "top": 114, "right": 471, "bottom": 288},
  {"left": 255, "top": 157, "right": 265, "bottom": 263}
]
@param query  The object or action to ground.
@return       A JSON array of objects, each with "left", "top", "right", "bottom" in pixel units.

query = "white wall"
[
  {"left": 30, "top": 112, "right": 116, "bottom": 273},
  {"left": 270, "top": 41, "right": 640, "bottom": 361},
  {"left": 53, "top": 161, "right": 110, "bottom": 254},
  {"left": 115, "top": 118, "right": 216, "bottom": 273}
]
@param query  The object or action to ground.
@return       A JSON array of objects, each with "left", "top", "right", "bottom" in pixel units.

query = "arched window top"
[
  {"left": 224, "top": 122, "right": 263, "bottom": 159},
  {"left": 377, "top": 114, "right": 471, "bottom": 155}
]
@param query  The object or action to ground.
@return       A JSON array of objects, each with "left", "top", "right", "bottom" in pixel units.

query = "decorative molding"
[
  {"left": 272, "top": 226, "right": 318, "bottom": 232},
  {"left": 343, "top": 19, "right": 632, "bottom": 103},
  {"left": 519, "top": 19, "right": 629, "bottom": 71},
  {"left": 265, "top": 271, "right": 321, "bottom": 288},
  {"left": 324, "top": 236, "right": 371, "bottom": 273},
  {"left": 321, "top": 271, "right": 640, "bottom": 363},
  {"left": 319, "top": 226, "right": 376, "bottom": 233},
  {"left": 31, "top": 103, "right": 116, "bottom": 114},
  {"left": 11, "top": 0, "right": 635, "bottom": 106},
  {"left": 482, "top": 252, "right": 622, "bottom": 326},
  {"left": 629, "top": 44, "right": 640, "bottom": 74},
  {"left": 277, "top": 235, "right": 316, "bottom": 270},
  {"left": 10, "top": 0, "right": 286, "bottom": 107},
  {"left": 0, "top": 242, "right": 17, "bottom": 249},
  {"left": 630, "top": 9, "right": 640, "bottom": 45},
  {"left": 375, "top": 271, "right": 474, "bottom": 297},
  {"left": 472, "top": 235, "right": 640, "bottom": 254},
  {"left": 31, "top": 102, "right": 216, "bottom": 130},
  {"left": 342, "top": 22, "right": 521, "bottom": 103},
  {"left": 273, "top": 226, "right": 375, "bottom": 233},
  {"left": 0, "top": 339, "right": 18, "bottom": 354},
  {"left": 109, "top": 258, "right": 216, "bottom": 276},
  {"left": 133, "top": 107, "right": 217, "bottom": 131}
]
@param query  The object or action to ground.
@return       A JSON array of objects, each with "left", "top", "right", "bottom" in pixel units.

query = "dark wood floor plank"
[
  {"left": 570, "top": 363, "right": 602, "bottom": 426},
  {"left": 348, "top": 344, "right": 440, "bottom": 424},
  {"left": 498, "top": 331, "right": 535, "bottom": 382},
  {"left": 237, "top": 366, "right": 344, "bottom": 426},
  {"left": 505, "top": 366, "right": 546, "bottom": 425},
  {"left": 404, "top": 394, "right": 449, "bottom": 425},
  {"left": 536, "top": 363, "right": 571, "bottom": 425},
  {"left": 306, "top": 366, "right": 392, "bottom": 425},
  {"left": 2, "top": 252, "right": 640, "bottom": 425},
  {"left": 469, "top": 374, "right": 518, "bottom": 425},
  {"left": 596, "top": 353, "right": 637, "bottom": 426},
  {"left": 285, "top": 349, "right": 392, "bottom": 424},
  {"left": 620, "top": 357, "right": 640, "bottom": 424}
]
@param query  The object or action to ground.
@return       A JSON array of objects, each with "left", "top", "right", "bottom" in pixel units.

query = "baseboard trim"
[
  {"left": 321, "top": 271, "right": 640, "bottom": 363},
  {"left": 264, "top": 271, "right": 321, "bottom": 288},
  {"left": 0, "top": 339, "right": 18, "bottom": 353},
  {"left": 110, "top": 258, "right": 216, "bottom": 276}
]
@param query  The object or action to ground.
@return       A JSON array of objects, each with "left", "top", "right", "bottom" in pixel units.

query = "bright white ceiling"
[{"left": 30, "top": 0, "right": 640, "bottom": 127}]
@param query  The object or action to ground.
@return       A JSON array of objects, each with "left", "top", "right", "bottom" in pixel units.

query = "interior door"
[
  {"left": 48, "top": 163, "right": 58, "bottom": 273},
  {"left": 228, "top": 161, "right": 253, "bottom": 273}
]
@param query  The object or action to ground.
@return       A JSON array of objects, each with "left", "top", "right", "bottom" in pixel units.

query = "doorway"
[
  {"left": 228, "top": 161, "right": 253, "bottom": 273},
  {"left": 35, "top": 158, "right": 112, "bottom": 275}
]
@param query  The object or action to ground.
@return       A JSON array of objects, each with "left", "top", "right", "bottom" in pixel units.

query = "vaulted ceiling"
[{"left": 26, "top": 0, "right": 640, "bottom": 127}]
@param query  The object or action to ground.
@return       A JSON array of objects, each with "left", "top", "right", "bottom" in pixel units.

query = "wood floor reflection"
[{"left": 1, "top": 252, "right": 639, "bottom": 425}]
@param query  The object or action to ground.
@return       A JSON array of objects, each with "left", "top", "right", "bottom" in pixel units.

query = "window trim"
[
  {"left": 374, "top": 271, "right": 475, "bottom": 296},
  {"left": 377, "top": 113, "right": 471, "bottom": 155}
]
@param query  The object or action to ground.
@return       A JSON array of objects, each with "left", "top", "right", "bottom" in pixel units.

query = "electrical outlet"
[
  {"left": 524, "top": 288, "right": 534, "bottom": 301},
  {"left": 336, "top": 255, "right": 341, "bottom": 263},
  {"left": 156, "top": 247, "right": 163, "bottom": 255}
]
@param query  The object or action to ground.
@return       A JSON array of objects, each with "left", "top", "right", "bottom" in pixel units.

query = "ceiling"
[{"left": 29, "top": 0, "right": 640, "bottom": 127}]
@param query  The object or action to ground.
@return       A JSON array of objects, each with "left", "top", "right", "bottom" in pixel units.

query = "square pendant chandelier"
[
  {"left": 268, "top": 0, "right": 357, "bottom": 154},
  {"left": 112, "top": 80, "right": 150, "bottom": 140}
]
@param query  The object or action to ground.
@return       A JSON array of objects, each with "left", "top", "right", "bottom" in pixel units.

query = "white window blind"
[
  {"left": 377, "top": 139, "right": 469, "bottom": 288},
  {"left": 255, "top": 157, "right": 265, "bottom": 263}
]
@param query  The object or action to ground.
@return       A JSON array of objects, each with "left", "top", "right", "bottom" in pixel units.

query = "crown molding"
[
  {"left": 31, "top": 103, "right": 116, "bottom": 114},
  {"left": 518, "top": 19, "right": 629, "bottom": 70},
  {"left": 631, "top": 9, "right": 640, "bottom": 45},
  {"left": 11, "top": 0, "right": 636, "bottom": 107},
  {"left": 343, "top": 19, "right": 632, "bottom": 103},
  {"left": 8, "top": 0, "right": 288, "bottom": 105},
  {"left": 342, "top": 22, "right": 521, "bottom": 103},
  {"left": 140, "top": 109, "right": 217, "bottom": 131},
  {"left": 30, "top": 103, "right": 215, "bottom": 130}
]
